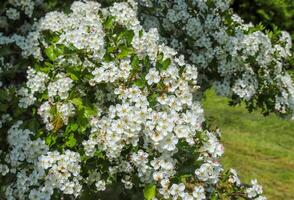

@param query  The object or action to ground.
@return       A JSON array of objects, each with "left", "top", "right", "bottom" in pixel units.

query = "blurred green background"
[{"left": 203, "top": 90, "right": 294, "bottom": 200}]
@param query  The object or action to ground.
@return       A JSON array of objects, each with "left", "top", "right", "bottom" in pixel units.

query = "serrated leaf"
[{"left": 144, "top": 184, "right": 156, "bottom": 200}]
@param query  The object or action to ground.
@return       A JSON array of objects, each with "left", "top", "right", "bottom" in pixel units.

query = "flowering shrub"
[{"left": 0, "top": 0, "right": 292, "bottom": 199}]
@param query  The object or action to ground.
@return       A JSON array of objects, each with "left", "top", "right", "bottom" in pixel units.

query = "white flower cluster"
[
  {"left": 56, "top": 103, "right": 75, "bottom": 125},
  {"left": 8, "top": 0, "right": 35, "bottom": 17},
  {"left": 90, "top": 59, "right": 132, "bottom": 85},
  {"left": 228, "top": 168, "right": 241, "bottom": 186},
  {"left": 246, "top": 179, "right": 266, "bottom": 200},
  {"left": 17, "top": 69, "right": 75, "bottom": 129},
  {"left": 200, "top": 131, "right": 224, "bottom": 159},
  {"left": 232, "top": 71, "right": 258, "bottom": 101},
  {"left": 0, "top": 149, "right": 9, "bottom": 176},
  {"left": 132, "top": 28, "right": 159, "bottom": 60},
  {"left": 0, "top": 0, "right": 105, "bottom": 60},
  {"left": 11, "top": 31, "right": 42, "bottom": 59},
  {"left": 38, "top": 101, "right": 54, "bottom": 130},
  {"left": 48, "top": 74, "right": 73, "bottom": 100},
  {"left": 0, "top": 0, "right": 36, "bottom": 31},
  {"left": 18, "top": 68, "right": 49, "bottom": 108},
  {"left": 37, "top": 101, "right": 75, "bottom": 131},
  {"left": 5, "top": 8, "right": 20, "bottom": 20},
  {"left": 38, "top": 150, "right": 82, "bottom": 197},
  {"left": 6, "top": 121, "right": 48, "bottom": 167},
  {"left": 0, "top": 114, "right": 12, "bottom": 129},
  {"left": 84, "top": 63, "right": 202, "bottom": 158},
  {"left": 107, "top": 2, "right": 140, "bottom": 30},
  {"left": 0, "top": 163, "right": 9, "bottom": 176},
  {"left": 195, "top": 161, "right": 222, "bottom": 184},
  {"left": 95, "top": 180, "right": 106, "bottom": 191},
  {"left": 3, "top": 121, "right": 83, "bottom": 200},
  {"left": 4, "top": 122, "right": 49, "bottom": 199},
  {"left": 161, "top": 183, "right": 206, "bottom": 200},
  {"left": 275, "top": 74, "right": 294, "bottom": 117},
  {"left": 1, "top": 0, "right": 293, "bottom": 117}
]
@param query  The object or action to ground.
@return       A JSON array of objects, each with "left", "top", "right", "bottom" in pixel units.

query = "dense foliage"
[{"left": 0, "top": 0, "right": 292, "bottom": 199}]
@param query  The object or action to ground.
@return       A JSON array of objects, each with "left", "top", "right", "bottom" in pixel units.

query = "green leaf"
[
  {"left": 65, "top": 134, "right": 77, "bottom": 148},
  {"left": 65, "top": 123, "right": 79, "bottom": 134},
  {"left": 34, "top": 63, "right": 51, "bottom": 73},
  {"left": 44, "top": 46, "right": 56, "bottom": 61},
  {"left": 107, "top": 46, "right": 116, "bottom": 53},
  {"left": 118, "top": 30, "right": 134, "bottom": 44},
  {"left": 257, "top": 9, "right": 271, "bottom": 21},
  {"left": 84, "top": 106, "right": 96, "bottom": 118},
  {"left": 104, "top": 16, "right": 115, "bottom": 29},
  {"left": 134, "top": 79, "right": 146, "bottom": 88},
  {"left": 76, "top": 110, "right": 89, "bottom": 133},
  {"left": 117, "top": 47, "right": 134, "bottom": 59},
  {"left": 157, "top": 58, "right": 171, "bottom": 71},
  {"left": 0, "top": 89, "right": 8, "bottom": 101},
  {"left": 94, "top": 150, "right": 105, "bottom": 159},
  {"left": 148, "top": 93, "right": 159, "bottom": 107},
  {"left": 44, "top": 45, "right": 62, "bottom": 62},
  {"left": 144, "top": 184, "right": 156, "bottom": 200},
  {"left": 67, "top": 72, "right": 79, "bottom": 81},
  {"left": 180, "top": 174, "right": 192, "bottom": 183},
  {"left": 161, "top": 58, "right": 171, "bottom": 70},
  {"left": 42, "top": 30, "right": 60, "bottom": 44},
  {"left": 71, "top": 98, "right": 84, "bottom": 111},
  {"left": 211, "top": 191, "right": 218, "bottom": 200},
  {"left": 45, "top": 134, "right": 57, "bottom": 147},
  {"left": 131, "top": 55, "right": 140, "bottom": 71}
]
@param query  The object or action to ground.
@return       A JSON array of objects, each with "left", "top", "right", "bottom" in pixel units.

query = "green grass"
[{"left": 203, "top": 90, "right": 294, "bottom": 200}]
